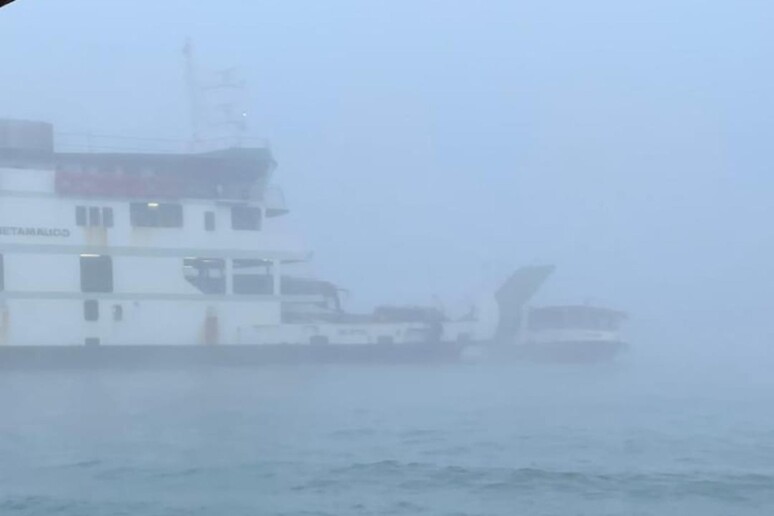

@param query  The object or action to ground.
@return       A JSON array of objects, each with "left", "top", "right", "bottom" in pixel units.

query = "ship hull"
[
  {"left": 0, "top": 342, "right": 465, "bottom": 370},
  {"left": 514, "top": 340, "right": 627, "bottom": 363}
]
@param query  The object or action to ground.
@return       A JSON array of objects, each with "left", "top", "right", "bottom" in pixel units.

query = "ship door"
[
  {"left": 80, "top": 255, "right": 113, "bottom": 346},
  {"left": 204, "top": 308, "right": 219, "bottom": 346}
]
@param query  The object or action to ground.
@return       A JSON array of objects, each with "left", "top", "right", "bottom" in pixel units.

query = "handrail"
[{"left": 55, "top": 132, "right": 270, "bottom": 154}]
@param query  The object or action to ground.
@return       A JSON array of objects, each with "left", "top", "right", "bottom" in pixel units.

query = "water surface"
[{"left": 1, "top": 358, "right": 773, "bottom": 515}]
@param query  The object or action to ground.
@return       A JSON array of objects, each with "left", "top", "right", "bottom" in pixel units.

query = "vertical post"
[
  {"left": 183, "top": 38, "right": 202, "bottom": 151},
  {"left": 224, "top": 258, "right": 233, "bottom": 295},
  {"left": 272, "top": 259, "right": 281, "bottom": 296}
]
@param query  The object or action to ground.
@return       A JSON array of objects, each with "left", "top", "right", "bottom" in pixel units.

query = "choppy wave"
[
  {"left": 312, "top": 460, "right": 774, "bottom": 500},
  {"left": 4, "top": 367, "right": 774, "bottom": 515},
  {"left": 5, "top": 465, "right": 774, "bottom": 516}
]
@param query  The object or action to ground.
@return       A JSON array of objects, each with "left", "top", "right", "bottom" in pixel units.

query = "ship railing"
[
  {"left": 55, "top": 132, "right": 270, "bottom": 154},
  {"left": 54, "top": 170, "right": 275, "bottom": 202}
]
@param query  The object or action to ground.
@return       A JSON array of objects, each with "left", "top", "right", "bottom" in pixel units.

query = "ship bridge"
[
  {"left": 0, "top": 119, "right": 324, "bottom": 347},
  {"left": 0, "top": 119, "right": 280, "bottom": 206}
]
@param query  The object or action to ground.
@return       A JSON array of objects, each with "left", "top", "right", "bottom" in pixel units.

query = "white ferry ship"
[
  {"left": 518, "top": 305, "right": 628, "bottom": 363},
  {"left": 0, "top": 118, "right": 543, "bottom": 368}
]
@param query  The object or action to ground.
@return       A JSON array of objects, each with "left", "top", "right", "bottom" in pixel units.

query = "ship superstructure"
[
  {"left": 0, "top": 119, "right": 480, "bottom": 365},
  {"left": 519, "top": 305, "right": 628, "bottom": 362}
]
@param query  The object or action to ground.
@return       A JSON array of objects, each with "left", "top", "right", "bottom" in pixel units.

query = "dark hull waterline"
[
  {"left": 515, "top": 340, "right": 627, "bottom": 363},
  {"left": 0, "top": 342, "right": 466, "bottom": 370}
]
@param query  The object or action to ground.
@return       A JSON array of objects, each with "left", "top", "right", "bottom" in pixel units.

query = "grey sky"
[{"left": 2, "top": 0, "right": 773, "bottom": 356}]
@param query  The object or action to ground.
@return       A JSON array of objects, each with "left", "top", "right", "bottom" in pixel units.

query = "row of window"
[
  {"left": 0, "top": 254, "right": 280, "bottom": 327},
  {"left": 75, "top": 203, "right": 263, "bottom": 231},
  {"left": 130, "top": 203, "right": 182, "bottom": 228},
  {"left": 76, "top": 206, "right": 114, "bottom": 228},
  {"left": 81, "top": 255, "right": 276, "bottom": 295},
  {"left": 0, "top": 255, "right": 278, "bottom": 295},
  {"left": 183, "top": 258, "right": 274, "bottom": 295}
]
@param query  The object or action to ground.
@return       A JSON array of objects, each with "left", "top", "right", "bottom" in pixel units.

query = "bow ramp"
[{"left": 493, "top": 265, "right": 555, "bottom": 343}]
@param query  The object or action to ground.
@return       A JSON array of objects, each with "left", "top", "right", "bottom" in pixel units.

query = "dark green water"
[{"left": 1, "top": 359, "right": 773, "bottom": 515}]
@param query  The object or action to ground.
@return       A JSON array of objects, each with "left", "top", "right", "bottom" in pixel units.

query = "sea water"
[{"left": 1, "top": 356, "right": 773, "bottom": 516}]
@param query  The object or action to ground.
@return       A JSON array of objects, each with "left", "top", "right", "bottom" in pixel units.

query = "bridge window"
[
  {"left": 80, "top": 255, "right": 113, "bottom": 293},
  {"left": 102, "top": 207, "right": 114, "bottom": 228},
  {"left": 204, "top": 211, "right": 216, "bottom": 231},
  {"left": 131, "top": 202, "right": 183, "bottom": 228},
  {"left": 0, "top": 254, "right": 4, "bottom": 291},
  {"left": 231, "top": 206, "right": 262, "bottom": 231},
  {"left": 88, "top": 207, "right": 101, "bottom": 227},
  {"left": 76, "top": 206, "right": 87, "bottom": 226},
  {"left": 76, "top": 205, "right": 113, "bottom": 227},
  {"left": 233, "top": 259, "right": 273, "bottom": 295},
  {"left": 183, "top": 258, "right": 225, "bottom": 295}
]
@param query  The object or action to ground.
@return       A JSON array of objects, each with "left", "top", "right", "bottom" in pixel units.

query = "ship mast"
[
  {"left": 183, "top": 39, "right": 249, "bottom": 151},
  {"left": 183, "top": 38, "right": 203, "bottom": 151}
]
